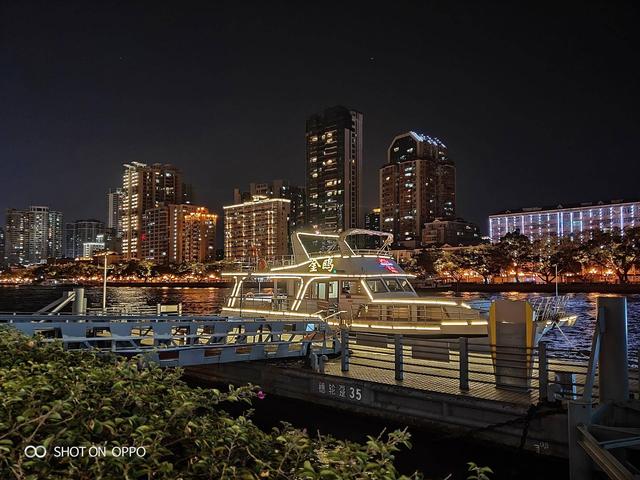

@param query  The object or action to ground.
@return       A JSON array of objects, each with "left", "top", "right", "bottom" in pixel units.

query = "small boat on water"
[{"left": 221, "top": 229, "right": 577, "bottom": 340}]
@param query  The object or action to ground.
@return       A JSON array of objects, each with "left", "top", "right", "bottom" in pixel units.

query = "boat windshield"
[
  {"left": 298, "top": 234, "right": 339, "bottom": 257},
  {"left": 366, "top": 277, "right": 415, "bottom": 294}
]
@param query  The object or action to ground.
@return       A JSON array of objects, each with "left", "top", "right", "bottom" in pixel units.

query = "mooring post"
[
  {"left": 459, "top": 337, "right": 469, "bottom": 391},
  {"left": 598, "top": 296, "right": 629, "bottom": 402},
  {"left": 72, "top": 287, "right": 85, "bottom": 315},
  {"left": 395, "top": 334, "right": 404, "bottom": 381},
  {"left": 319, "top": 355, "right": 328, "bottom": 374},
  {"left": 568, "top": 401, "right": 593, "bottom": 480},
  {"left": 538, "top": 341, "right": 549, "bottom": 403},
  {"left": 341, "top": 329, "right": 349, "bottom": 372}
]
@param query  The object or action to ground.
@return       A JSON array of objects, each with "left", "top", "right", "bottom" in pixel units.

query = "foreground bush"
[{"left": 0, "top": 327, "right": 421, "bottom": 479}]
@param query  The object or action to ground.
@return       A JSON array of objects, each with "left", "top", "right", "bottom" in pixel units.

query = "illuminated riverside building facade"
[
  {"left": 141, "top": 204, "right": 217, "bottom": 264},
  {"left": 488, "top": 199, "right": 640, "bottom": 243},
  {"left": 306, "top": 106, "right": 363, "bottom": 233},
  {"left": 170, "top": 205, "right": 217, "bottom": 264},
  {"left": 3, "top": 206, "right": 63, "bottom": 265},
  {"left": 121, "top": 162, "right": 184, "bottom": 260},
  {"left": 233, "top": 179, "right": 306, "bottom": 234},
  {"left": 224, "top": 196, "right": 291, "bottom": 263},
  {"left": 379, "top": 132, "right": 456, "bottom": 248}
]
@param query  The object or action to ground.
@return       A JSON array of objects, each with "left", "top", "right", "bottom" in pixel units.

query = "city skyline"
[{"left": 1, "top": 2, "right": 638, "bottom": 233}]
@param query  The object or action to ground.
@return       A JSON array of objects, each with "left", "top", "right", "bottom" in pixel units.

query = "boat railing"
[
  {"left": 349, "top": 248, "right": 393, "bottom": 257},
  {"left": 230, "top": 255, "right": 297, "bottom": 272},
  {"left": 224, "top": 296, "right": 325, "bottom": 316},
  {"left": 529, "top": 295, "right": 571, "bottom": 323},
  {"left": 345, "top": 302, "right": 484, "bottom": 326},
  {"left": 224, "top": 295, "right": 484, "bottom": 326}
]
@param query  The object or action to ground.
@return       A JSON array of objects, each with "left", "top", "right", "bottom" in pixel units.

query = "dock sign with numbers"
[{"left": 313, "top": 379, "right": 368, "bottom": 403}]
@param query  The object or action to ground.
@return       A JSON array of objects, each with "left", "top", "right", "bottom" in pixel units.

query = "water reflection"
[{"left": 1, "top": 285, "right": 638, "bottom": 354}]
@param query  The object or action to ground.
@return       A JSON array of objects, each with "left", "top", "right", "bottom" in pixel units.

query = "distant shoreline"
[
  {"left": 417, "top": 282, "right": 640, "bottom": 294},
  {"left": 0, "top": 281, "right": 236, "bottom": 288}
]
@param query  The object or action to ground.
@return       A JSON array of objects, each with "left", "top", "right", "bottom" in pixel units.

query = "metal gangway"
[{"left": 0, "top": 314, "right": 340, "bottom": 367}]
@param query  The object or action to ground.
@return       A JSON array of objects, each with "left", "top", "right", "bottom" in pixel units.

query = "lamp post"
[
  {"left": 554, "top": 263, "right": 559, "bottom": 297},
  {"left": 98, "top": 251, "right": 116, "bottom": 313}
]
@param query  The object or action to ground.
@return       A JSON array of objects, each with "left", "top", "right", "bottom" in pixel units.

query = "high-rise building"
[
  {"left": 224, "top": 196, "right": 291, "bottom": 263},
  {"left": 0, "top": 228, "right": 5, "bottom": 266},
  {"left": 4, "top": 209, "right": 26, "bottom": 265},
  {"left": 306, "top": 106, "right": 363, "bottom": 233},
  {"left": 64, "top": 219, "right": 105, "bottom": 259},
  {"left": 379, "top": 132, "right": 456, "bottom": 248},
  {"left": 489, "top": 199, "right": 640, "bottom": 243},
  {"left": 141, "top": 206, "right": 170, "bottom": 263},
  {"left": 364, "top": 208, "right": 381, "bottom": 231},
  {"left": 171, "top": 205, "right": 217, "bottom": 264},
  {"left": 107, "top": 188, "right": 123, "bottom": 237},
  {"left": 3, "top": 206, "right": 63, "bottom": 265},
  {"left": 233, "top": 179, "right": 306, "bottom": 235},
  {"left": 121, "top": 162, "right": 184, "bottom": 260},
  {"left": 141, "top": 204, "right": 217, "bottom": 264}
]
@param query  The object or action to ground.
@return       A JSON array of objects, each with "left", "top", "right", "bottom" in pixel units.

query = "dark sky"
[{"left": 1, "top": 1, "right": 639, "bottom": 233}]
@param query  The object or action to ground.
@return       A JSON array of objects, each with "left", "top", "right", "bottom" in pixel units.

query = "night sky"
[{"left": 1, "top": 1, "right": 638, "bottom": 233}]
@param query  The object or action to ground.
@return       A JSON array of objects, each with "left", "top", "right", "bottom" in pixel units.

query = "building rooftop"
[
  {"left": 408, "top": 131, "right": 446, "bottom": 148},
  {"left": 490, "top": 199, "right": 640, "bottom": 216}
]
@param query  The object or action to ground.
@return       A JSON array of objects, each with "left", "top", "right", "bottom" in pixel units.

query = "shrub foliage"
[{"left": 0, "top": 327, "right": 421, "bottom": 479}]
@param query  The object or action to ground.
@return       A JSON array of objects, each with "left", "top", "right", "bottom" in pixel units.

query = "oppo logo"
[{"left": 24, "top": 445, "right": 47, "bottom": 458}]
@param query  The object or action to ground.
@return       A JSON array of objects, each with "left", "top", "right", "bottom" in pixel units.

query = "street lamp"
[
  {"left": 554, "top": 263, "right": 559, "bottom": 297},
  {"left": 96, "top": 251, "right": 117, "bottom": 313}
]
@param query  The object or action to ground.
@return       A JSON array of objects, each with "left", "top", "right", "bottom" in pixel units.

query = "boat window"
[
  {"left": 398, "top": 278, "right": 414, "bottom": 292},
  {"left": 384, "top": 278, "right": 403, "bottom": 292},
  {"left": 366, "top": 279, "right": 388, "bottom": 293},
  {"left": 328, "top": 281, "right": 338, "bottom": 299}
]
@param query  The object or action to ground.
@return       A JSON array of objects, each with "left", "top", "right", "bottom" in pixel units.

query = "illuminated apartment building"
[
  {"left": 3, "top": 206, "right": 63, "bottom": 265},
  {"left": 233, "top": 179, "right": 306, "bottom": 233},
  {"left": 306, "top": 106, "right": 363, "bottom": 233},
  {"left": 141, "top": 204, "right": 217, "bottom": 264},
  {"left": 121, "top": 162, "right": 183, "bottom": 260},
  {"left": 489, "top": 199, "right": 640, "bottom": 243},
  {"left": 169, "top": 205, "right": 217, "bottom": 264},
  {"left": 379, "top": 132, "right": 455, "bottom": 247},
  {"left": 224, "top": 196, "right": 291, "bottom": 262},
  {"left": 141, "top": 206, "right": 170, "bottom": 263}
]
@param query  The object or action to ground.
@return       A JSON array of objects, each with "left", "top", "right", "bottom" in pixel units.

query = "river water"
[{"left": 1, "top": 285, "right": 639, "bottom": 354}]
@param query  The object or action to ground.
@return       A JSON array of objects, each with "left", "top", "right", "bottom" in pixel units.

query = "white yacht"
[{"left": 222, "top": 229, "right": 500, "bottom": 337}]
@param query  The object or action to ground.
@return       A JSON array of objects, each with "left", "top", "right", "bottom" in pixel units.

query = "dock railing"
[
  {"left": 331, "top": 330, "right": 619, "bottom": 404},
  {"left": 0, "top": 314, "right": 340, "bottom": 366}
]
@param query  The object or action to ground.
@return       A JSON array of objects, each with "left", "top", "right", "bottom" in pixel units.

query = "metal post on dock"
[
  {"left": 598, "top": 296, "right": 629, "bottom": 403},
  {"left": 72, "top": 287, "right": 85, "bottom": 315},
  {"left": 394, "top": 335, "right": 404, "bottom": 381},
  {"left": 459, "top": 337, "right": 469, "bottom": 391},
  {"left": 341, "top": 329, "right": 349, "bottom": 372},
  {"left": 568, "top": 401, "right": 593, "bottom": 480},
  {"left": 538, "top": 341, "right": 549, "bottom": 402}
]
